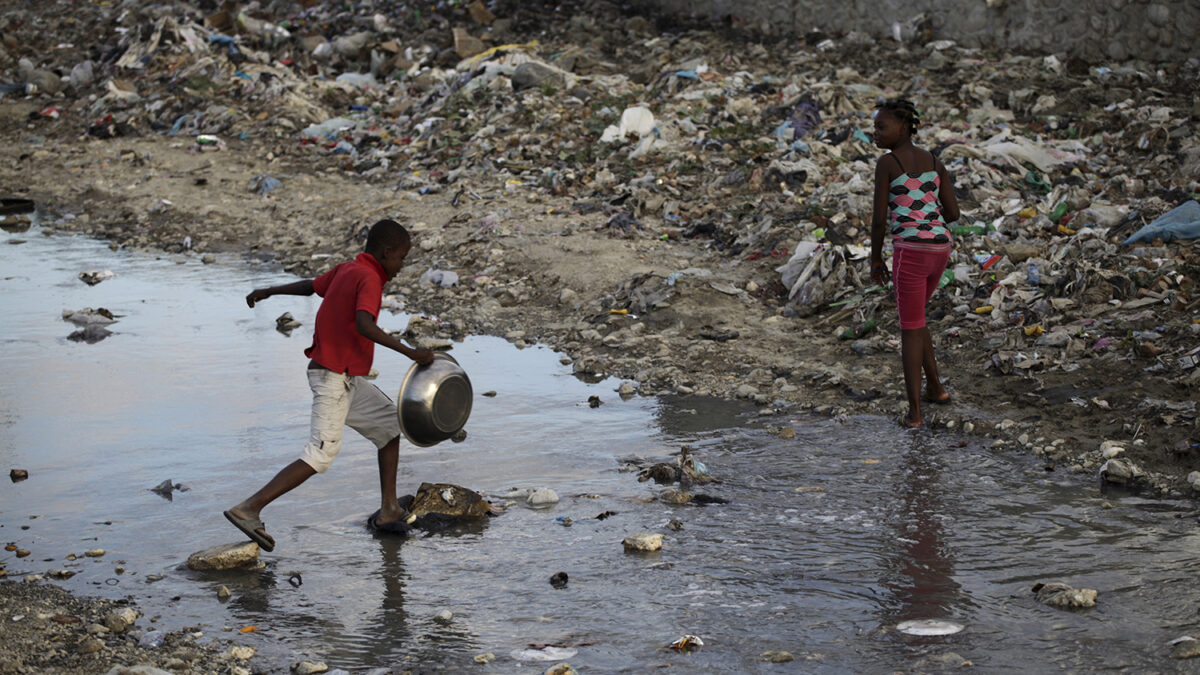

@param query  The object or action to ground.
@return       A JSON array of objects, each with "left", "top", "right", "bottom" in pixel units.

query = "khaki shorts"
[{"left": 300, "top": 368, "right": 401, "bottom": 473}]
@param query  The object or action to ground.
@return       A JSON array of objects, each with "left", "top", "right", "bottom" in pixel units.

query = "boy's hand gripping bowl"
[{"left": 397, "top": 353, "right": 472, "bottom": 447}]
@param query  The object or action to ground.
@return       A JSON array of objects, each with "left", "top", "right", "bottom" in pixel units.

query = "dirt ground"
[
  {"left": 2, "top": 112, "right": 1196, "bottom": 495},
  {"left": 0, "top": 0, "right": 1198, "bottom": 670}
]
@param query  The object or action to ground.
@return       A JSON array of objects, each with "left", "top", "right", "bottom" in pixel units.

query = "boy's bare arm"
[
  {"left": 355, "top": 310, "right": 435, "bottom": 365},
  {"left": 246, "top": 279, "right": 315, "bottom": 307}
]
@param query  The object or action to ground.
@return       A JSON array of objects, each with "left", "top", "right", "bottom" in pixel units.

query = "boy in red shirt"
[{"left": 224, "top": 219, "right": 434, "bottom": 551}]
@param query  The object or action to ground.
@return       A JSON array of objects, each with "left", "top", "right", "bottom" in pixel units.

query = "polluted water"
[{"left": 1, "top": 224, "right": 1199, "bottom": 671}]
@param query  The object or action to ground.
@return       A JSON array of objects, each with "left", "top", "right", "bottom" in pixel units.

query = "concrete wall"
[{"left": 646, "top": 0, "right": 1199, "bottom": 61}]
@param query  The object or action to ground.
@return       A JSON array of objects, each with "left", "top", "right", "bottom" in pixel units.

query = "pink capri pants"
[{"left": 892, "top": 242, "right": 952, "bottom": 330}]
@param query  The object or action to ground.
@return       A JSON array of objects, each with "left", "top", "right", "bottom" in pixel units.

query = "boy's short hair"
[{"left": 365, "top": 219, "right": 410, "bottom": 254}]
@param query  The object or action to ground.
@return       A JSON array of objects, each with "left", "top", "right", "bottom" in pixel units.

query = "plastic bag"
[{"left": 1123, "top": 200, "right": 1200, "bottom": 245}]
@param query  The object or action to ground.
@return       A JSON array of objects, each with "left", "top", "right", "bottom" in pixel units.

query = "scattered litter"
[
  {"left": 896, "top": 619, "right": 964, "bottom": 636},
  {"left": 511, "top": 646, "right": 578, "bottom": 662},
  {"left": 669, "top": 635, "right": 703, "bottom": 651}
]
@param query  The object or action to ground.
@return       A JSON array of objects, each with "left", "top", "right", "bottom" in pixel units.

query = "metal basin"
[{"left": 397, "top": 353, "right": 472, "bottom": 447}]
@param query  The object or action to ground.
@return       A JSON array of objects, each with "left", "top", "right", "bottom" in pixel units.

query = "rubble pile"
[{"left": 1, "top": 0, "right": 1197, "bottom": 490}]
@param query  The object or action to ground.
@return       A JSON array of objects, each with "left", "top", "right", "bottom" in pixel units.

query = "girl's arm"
[
  {"left": 936, "top": 159, "right": 961, "bottom": 224},
  {"left": 870, "top": 157, "right": 893, "bottom": 285},
  {"left": 245, "top": 279, "right": 315, "bottom": 307}
]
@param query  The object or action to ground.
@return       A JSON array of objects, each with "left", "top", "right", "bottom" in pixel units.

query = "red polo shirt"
[{"left": 305, "top": 252, "right": 387, "bottom": 375}]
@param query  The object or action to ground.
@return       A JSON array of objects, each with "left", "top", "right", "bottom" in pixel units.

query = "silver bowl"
[{"left": 397, "top": 353, "right": 473, "bottom": 447}]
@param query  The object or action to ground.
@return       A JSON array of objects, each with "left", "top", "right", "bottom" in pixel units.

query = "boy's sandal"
[{"left": 224, "top": 510, "right": 275, "bottom": 552}]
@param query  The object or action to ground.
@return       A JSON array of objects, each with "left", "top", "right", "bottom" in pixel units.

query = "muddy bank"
[{"left": 0, "top": 1, "right": 1197, "bottom": 495}]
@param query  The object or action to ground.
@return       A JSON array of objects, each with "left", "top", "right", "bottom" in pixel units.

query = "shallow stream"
[{"left": 1, "top": 223, "right": 1198, "bottom": 673}]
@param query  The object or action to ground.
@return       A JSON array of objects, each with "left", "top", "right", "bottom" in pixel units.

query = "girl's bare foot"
[
  {"left": 925, "top": 390, "right": 951, "bottom": 404},
  {"left": 900, "top": 413, "right": 923, "bottom": 428}
]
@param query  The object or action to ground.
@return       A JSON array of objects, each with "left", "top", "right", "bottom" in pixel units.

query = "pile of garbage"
[{"left": 2, "top": 0, "right": 1198, "bottom": 485}]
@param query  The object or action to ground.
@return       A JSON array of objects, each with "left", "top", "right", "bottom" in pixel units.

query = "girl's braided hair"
[{"left": 875, "top": 98, "right": 920, "bottom": 135}]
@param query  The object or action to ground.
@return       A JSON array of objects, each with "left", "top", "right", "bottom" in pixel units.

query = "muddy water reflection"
[{"left": 1, "top": 227, "right": 1197, "bottom": 673}]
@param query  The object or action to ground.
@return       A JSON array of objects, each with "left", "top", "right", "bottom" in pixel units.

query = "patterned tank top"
[{"left": 888, "top": 153, "right": 950, "bottom": 244}]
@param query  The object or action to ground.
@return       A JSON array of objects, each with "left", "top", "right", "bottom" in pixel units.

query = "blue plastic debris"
[
  {"left": 1123, "top": 201, "right": 1200, "bottom": 245},
  {"left": 209, "top": 34, "right": 240, "bottom": 57},
  {"left": 248, "top": 175, "right": 282, "bottom": 194}
]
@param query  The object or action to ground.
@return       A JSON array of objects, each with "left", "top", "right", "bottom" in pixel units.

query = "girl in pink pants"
[{"left": 868, "top": 99, "right": 961, "bottom": 428}]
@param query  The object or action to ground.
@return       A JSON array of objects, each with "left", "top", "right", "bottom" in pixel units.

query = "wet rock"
[
  {"left": 1033, "top": 581, "right": 1097, "bottom": 608},
  {"left": 543, "top": 664, "right": 577, "bottom": 675},
  {"left": 101, "top": 667, "right": 174, "bottom": 675},
  {"left": 474, "top": 653, "right": 496, "bottom": 664},
  {"left": 1098, "top": 458, "right": 1143, "bottom": 486},
  {"left": 762, "top": 650, "right": 794, "bottom": 662},
  {"left": 78, "top": 269, "right": 114, "bottom": 285},
  {"left": 623, "top": 533, "right": 663, "bottom": 552},
  {"left": 230, "top": 646, "right": 257, "bottom": 659},
  {"left": 149, "top": 479, "right": 188, "bottom": 499},
  {"left": 84, "top": 548, "right": 105, "bottom": 557},
  {"left": 1171, "top": 636, "right": 1200, "bottom": 659},
  {"left": 217, "top": 586, "right": 231, "bottom": 600},
  {"left": 526, "top": 487, "right": 560, "bottom": 507},
  {"left": 550, "top": 571, "right": 568, "bottom": 588},
  {"left": 276, "top": 312, "right": 302, "bottom": 334},
  {"left": 639, "top": 463, "right": 678, "bottom": 484},
  {"left": 410, "top": 482, "right": 498, "bottom": 519},
  {"left": 62, "top": 307, "right": 117, "bottom": 326},
  {"left": 9, "top": 469, "right": 28, "bottom": 482},
  {"left": 186, "top": 542, "right": 261, "bottom": 571},
  {"left": 68, "top": 324, "right": 114, "bottom": 343},
  {"left": 105, "top": 607, "right": 139, "bottom": 633},
  {"left": 433, "top": 609, "right": 453, "bottom": 624},
  {"left": 291, "top": 662, "right": 329, "bottom": 675},
  {"left": 667, "top": 518, "right": 684, "bottom": 531},
  {"left": 658, "top": 488, "right": 692, "bottom": 504}
]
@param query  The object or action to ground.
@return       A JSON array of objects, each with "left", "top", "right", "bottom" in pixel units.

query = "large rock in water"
[
  {"left": 1033, "top": 581, "right": 1097, "bottom": 609},
  {"left": 409, "top": 483, "right": 495, "bottom": 519},
  {"left": 187, "top": 542, "right": 260, "bottom": 570},
  {"left": 623, "top": 533, "right": 663, "bottom": 552}
]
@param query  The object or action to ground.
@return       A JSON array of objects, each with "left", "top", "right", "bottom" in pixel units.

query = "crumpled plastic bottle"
[{"left": 138, "top": 630, "right": 164, "bottom": 648}]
